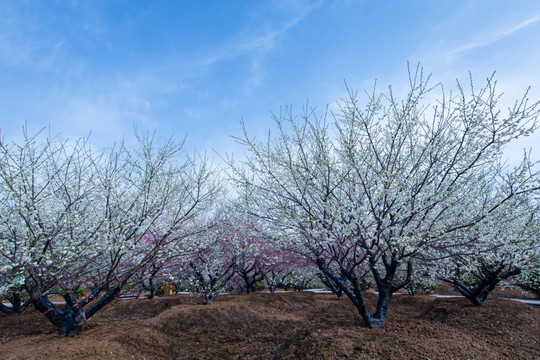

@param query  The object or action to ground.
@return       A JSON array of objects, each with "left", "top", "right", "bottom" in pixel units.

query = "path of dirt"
[{"left": 1, "top": 289, "right": 538, "bottom": 359}]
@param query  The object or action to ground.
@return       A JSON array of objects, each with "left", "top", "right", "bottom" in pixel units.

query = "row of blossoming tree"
[
  {"left": 228, "top": 67, "right": 540, "bottom": 328},
  {"left": 131, "top": 210, "right": 315, "bottom": 304},
  {"left": 1, "top": 67, "right": 539, "bottom": 336}
]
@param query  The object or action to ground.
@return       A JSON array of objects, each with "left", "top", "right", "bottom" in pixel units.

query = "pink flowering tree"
[
  {"left": 129, "top": 232, "right": 184, "bottom": 299},
  {"left": 260, "top": 247, "right": 302, "bottom": 292},
  {"left": 227, "top": 218, "right": 274, "bottom": 294}
]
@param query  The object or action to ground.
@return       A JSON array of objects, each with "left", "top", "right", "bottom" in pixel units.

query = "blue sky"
[{"left": 1, "top": 0, "right": 539, "bottom": 164}]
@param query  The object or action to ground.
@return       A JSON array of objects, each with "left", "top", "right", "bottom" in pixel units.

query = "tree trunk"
[
  {"left": 370, "top": 287, "right": 392, "bottom": 328},
  {"left": 191, "top": 262, "right": 236, "bottom": 305},
  {"left": 405, "top": 282, "right": 416, "bottom": 295},
  {"left": 31, "top": 293, "right": 86, "bottom": 337},
  {"left": 368, "top": 255, "right": 412, "bottom": 327},
  {"left": 318, "top": 272, "right": 344, "bottom": 299},
  {"left": 0, "top": 292, "right": 32, "bottom": 315},
  {"left": 317, "top": 255, "right": 411, "bottom": 328},
  {"left": 238, "top": 269, "right": 264, "bottom": 294},
  {"left": 439, "top": 264, "right": 521, "bottom": 307},
  {"left": 265, "top": 271, "right": 289, "bottom": 293},
  {"left": 29, "top": 284, "right": 118, "bottom": 336}
]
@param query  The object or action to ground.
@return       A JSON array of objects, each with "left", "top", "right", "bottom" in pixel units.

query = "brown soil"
[
  {"left": 1, "top": 291, "right": 538, "bottom": 359},
  {"left": 426, "top": 283, "right": 539, "bottom": 299}
]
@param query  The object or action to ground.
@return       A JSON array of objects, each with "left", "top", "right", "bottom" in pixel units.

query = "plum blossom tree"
[
  {"left": 230, "top": 67, "right": 540, "bottom": 328},
  {"left": 208, "top": 212, "right": 269, "bottom": 294},
  {"left": 260, "top": 247, "right": 304, "bottom": 293},
  {"left": 234, "top": 243, "right": 265, "bottom": 293},
  {"left": 132, "top": 245, "right": 173, "bottom": 299},
  {"left": 430, "top": 183, "right": 540, "bottom": 306},
  {"left": 0, "top": 131, "right": 101, "bottom": 321},
  {"left": 287, "top": 260, "right": 320, "bottom": 291},
  {"left": 182, "top": 217, "right": 240, "bottom": 304},
  {"left": 130, "top": 216, "right": 223, "bottom": 299},
  {"left": 162, "top": 211, "right": 269, "bottom": 299},
  {"left": 0, "top": 130, "right": 220, "bottom": 335},
  {"left": 515, "top": 268, "right": 540, "bottom": 298}
]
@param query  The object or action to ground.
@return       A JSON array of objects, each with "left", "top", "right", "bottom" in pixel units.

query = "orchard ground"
[{"left": 0, "top": 285, "right": 538, "bottom": 359}]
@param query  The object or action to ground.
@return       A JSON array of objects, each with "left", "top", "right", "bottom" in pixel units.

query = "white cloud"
[
  {"left": 444, "top": 14, "right": 540, "bottom": 61},
  {"left": 200, "top": 9, "right": 316, "bottom": 68},
  {"left": 412, "top": 10, "right": 540, "bottom": 71}
]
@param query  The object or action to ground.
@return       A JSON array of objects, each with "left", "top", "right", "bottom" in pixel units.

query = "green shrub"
[
  {"left": 121, "top": 283, "right": 137, "bottom": 291},
  {"left": 75, "top": 285, "right": 88, "bottom": 299},
  {"left": 253, "top": 280, "right": 266, "bottom": 291}
]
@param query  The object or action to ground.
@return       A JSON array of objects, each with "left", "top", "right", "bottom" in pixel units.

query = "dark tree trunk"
[
  {"left": 147, "top": 278, "right": 156, "bottom": 299},
  {"left": 3, "top": 275, "right": 58, "bottom": 315},
  {"left": 84, "top": 286, "right": 121, "bottom": 318},
  {"left": 138, "top": 278, "right": 163, "bottom": 299},
  {"left": 439, "top": 263, "right": 521, "bottom": 306},
  {"left": 318, "top": 272, "right": 344, "bottom": 299},
  {"left": 368, "top": 255, "right": 412, "bottom": 327},
  {"left": 30, "top": 285, "right": 101, "bottom": 337},
  {"left": 190, "top": 262, "right": 236, "bottom": 305},
  {"left": 0, "top": 292, "right": 32, "bottom": 315},
  {"left": 29, "top": 283, "right": 118, "bottom": 336},
  {"left": 134, "top": 263, "right": 164, "bottom": 299},
  {"left": 317, "top": 254, "right": 412, "bottom": 328},
  {"left": 293, "top": 279, "right": 311, "bottom": 292},
  {"left": 404, "top": 282, "right": 416, "bottom": 295},
  {"left": 237, "top": 265, "right": 264, "bottom": 294},
  {"left": 265, "top": 271, "right": 291, "bottom": 293},
  {"left": 32, "top": 294, "right": 83, "bottom": 337},
  {"left": 171, "top": 282, "right": 182, "bottom": 294}
]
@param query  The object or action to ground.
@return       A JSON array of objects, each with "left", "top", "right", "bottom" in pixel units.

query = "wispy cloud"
[
  {"left": 173, "top": 1, "right": 323, "bottom": 98},
  {"left": 444, "top": 14, "right": 540, "bottom": 60},
  {"left": 200, "top": 3, "right": 321, "bottom": 68},
  {"left": 406, "top": 9, "right": 540, "bottom": 166},
  {"left": 0, "top": 5, "right": 69, "bottom": 70}
]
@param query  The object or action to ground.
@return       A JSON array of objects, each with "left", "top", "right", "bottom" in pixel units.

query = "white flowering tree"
[
  {"left": 0, "top": 131, "right": 101, "bottom": 319},
  {"left": 429, "top": 180, "right": 540, "bottom": 306},
  {"left": 182, "top": 215, "right": 240, "bottom": 304},
  {"left": 230, "top": 67, "right": 540, "bottom": 328},
  {"left": 0, "top": 130, "right": 220, "bottom": 336},
  {"left": 515, "top": 267, "right": 540, "bottom": 298}
]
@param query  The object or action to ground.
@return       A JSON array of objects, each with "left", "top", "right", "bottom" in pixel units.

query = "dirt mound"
[
  {"left": 428, "top": 283, "right": 538, "bottom": 299},
  {"left": 419, "top": 297, "right": 538, "bottom": 331},
  {"left": 94, "top": 295, "right": 197, "bottom": 323},
  {"left": 0, "top": 291, "right": 538, "bottom": 359}
]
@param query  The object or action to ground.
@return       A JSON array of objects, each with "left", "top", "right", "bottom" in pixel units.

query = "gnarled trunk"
[
  {"left": 237, "top": 265, "right": 264, "bottom": 294},
  {"left": 318, "top": 272, "right": 344, "bottom": 299},
  {"left": 439, "top": 263, "right": 520, "bottom": 307},
  {"left": 30, "top": 285, "right": 119, "bottom": 336},
  {"left": 317, "top": 255, "right": 412, "bottom": 328},
  {"left": 265, "top": 271, "right": 291, "bottom": 293},
  {"left": 0, "top": 292, "right": 32, "bottom": 315},
  {"left": 190, "top": 262, "right": 236, "bottom": 304}
]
